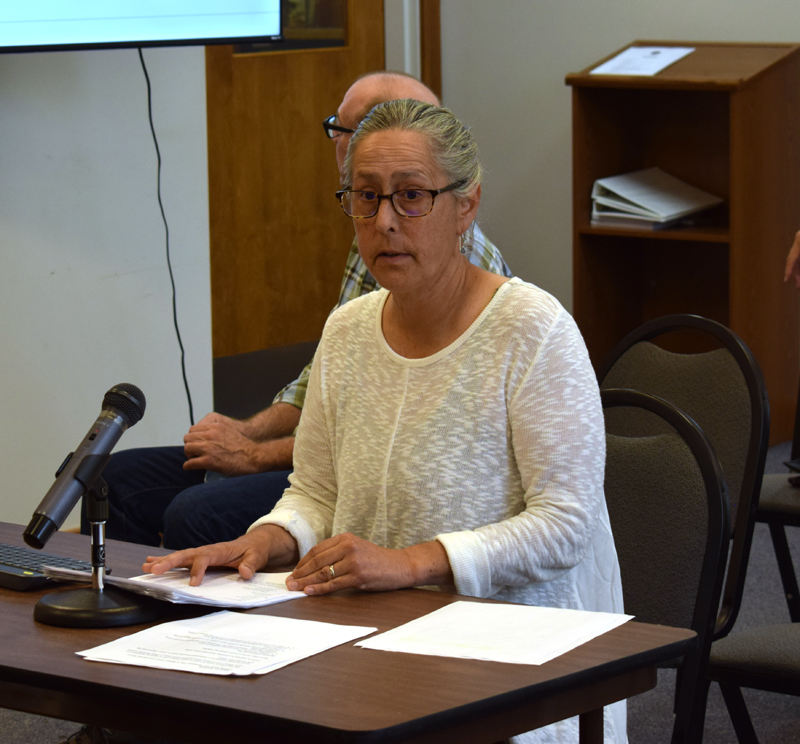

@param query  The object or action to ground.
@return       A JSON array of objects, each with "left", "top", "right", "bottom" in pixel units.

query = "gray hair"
[{"left": 342, "top": 99, "right": 483, "bottom": 203}]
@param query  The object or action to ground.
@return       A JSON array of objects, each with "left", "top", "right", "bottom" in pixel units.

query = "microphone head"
[{"left": 103, "top": 383, "right": 146, "bottom": 427}]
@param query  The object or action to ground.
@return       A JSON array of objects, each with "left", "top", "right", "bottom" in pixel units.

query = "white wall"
[
  {"left": 440, "top": 0, "right": 800, "bottom": 307},
  {"left": 0, "top": 46, "right": 211, "bottom": 529},
  {"left": 384, "top": 0, "right": 421, "bottom": 77}
]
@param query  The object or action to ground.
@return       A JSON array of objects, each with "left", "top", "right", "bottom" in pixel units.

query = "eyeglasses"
[
  {"left": 335, "top": 180, "right": 467, "bottom": 219},
  {"left": 323, "top": 114, "right": 355, "bottom": 139}
]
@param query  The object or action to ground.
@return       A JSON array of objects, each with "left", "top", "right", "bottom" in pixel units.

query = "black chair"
[
  {"left": 702, "top": 377, "right": 800, "bottom": 743},
  {"left": 597, "top": 314, "right": 770, "bottom": 742},
  {"left": 754, "top": 376, "right": 800, "bottom": 622},
  {"left": 598, "top": 314, "right": 770, "bottom": 643},
  {"left": 602, "top": 388, "right": 730, "bottom": 744},
  {"left": 705, "top": 623, "right": 800, "bottom": 742}
]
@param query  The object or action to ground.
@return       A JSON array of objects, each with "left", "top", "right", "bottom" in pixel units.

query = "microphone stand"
[{"left": 34, "top": 455, "right": 162, "bottom": 628}]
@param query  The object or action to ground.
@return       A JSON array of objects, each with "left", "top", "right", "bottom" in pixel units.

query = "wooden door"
[{"left": 207, "top": 0, "right": 384, "bottom": 359}]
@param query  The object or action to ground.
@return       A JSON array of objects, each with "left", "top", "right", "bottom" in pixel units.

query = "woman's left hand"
[{"left": 288, "top": 533, "right": 444, "bottom": 595}]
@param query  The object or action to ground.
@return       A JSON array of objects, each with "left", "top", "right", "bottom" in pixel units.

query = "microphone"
[{"left": 23, "top": 383, "right": 146, "bottom": 550}]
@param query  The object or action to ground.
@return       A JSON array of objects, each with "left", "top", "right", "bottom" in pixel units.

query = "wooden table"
[{"left": 0, "top": 523, "right": 694, "bottom": 743}]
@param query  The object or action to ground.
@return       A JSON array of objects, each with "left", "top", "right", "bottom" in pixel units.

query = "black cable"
[{"left": 137, "top": 47, "right": 195, "bottom": 426}]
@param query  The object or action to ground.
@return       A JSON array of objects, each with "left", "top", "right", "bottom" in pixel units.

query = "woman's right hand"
[{"left": 142, "top": 524, "right": 298, "bottom": 586}]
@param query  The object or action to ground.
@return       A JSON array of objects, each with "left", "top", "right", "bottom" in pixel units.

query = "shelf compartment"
[{"left": 574, "top": 234, "right": 729, "bottom": 366}]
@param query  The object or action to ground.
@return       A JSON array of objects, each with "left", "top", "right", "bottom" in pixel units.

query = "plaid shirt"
[{"left": 273, "top": 224, "right": 512, "bottom": 410}]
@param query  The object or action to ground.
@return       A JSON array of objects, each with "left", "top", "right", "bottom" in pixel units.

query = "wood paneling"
[{"left": 207, "top": 1, "right": 384, "bottom": 358}]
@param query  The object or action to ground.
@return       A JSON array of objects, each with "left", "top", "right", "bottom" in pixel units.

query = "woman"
[{"left": 145, "top": 100, "right": 624, "bottom": 743}]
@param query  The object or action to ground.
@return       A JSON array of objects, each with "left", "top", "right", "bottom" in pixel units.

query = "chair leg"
[
  {"left": 684, "top": 676, "right": 711, "bottom": 744},
  {"left": 719, "top": 682, "right": 759, "bottom": 744},
  {"left": 673, "top": 665, "right": 683, "bottom": 713},
  {"left": 671, "top": 660, "right": 709, "bottom": 744},
  {"left": 767, "top": 522, "right": 800, "bottom": 622}
]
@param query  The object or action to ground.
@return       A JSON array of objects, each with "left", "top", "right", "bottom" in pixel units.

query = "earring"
[{"left": 460, "top": 233, "right": 468, "bottom": 255}]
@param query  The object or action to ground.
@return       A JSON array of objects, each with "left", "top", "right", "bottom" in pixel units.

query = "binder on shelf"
[
  {"left": 590, "top": 167, "right": 723, "bottom": 229},
  {"left": 591, "top": 202, "right": 684, "bottom": 231}
]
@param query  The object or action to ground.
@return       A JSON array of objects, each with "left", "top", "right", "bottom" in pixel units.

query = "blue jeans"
[{"left": 79, "top": 446, "right": 291, "bottom": 550}]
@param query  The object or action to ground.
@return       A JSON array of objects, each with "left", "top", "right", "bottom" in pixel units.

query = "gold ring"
[{"left": 328, "top": 565, "right": 336, "bottom": 580}]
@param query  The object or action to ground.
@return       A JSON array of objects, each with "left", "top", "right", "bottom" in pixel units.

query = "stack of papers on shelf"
[
  {"left": 356, "top": 600, "right": 632, "bottom": 666},
  {"left": 42, "top": 566, "right": 304, "bottom": 609},
  {"left": 78, "top": 609, "right": 377, "bottom": 676},
  {"left": 591, "top": 167, "right": 723, "bottom": 230}
]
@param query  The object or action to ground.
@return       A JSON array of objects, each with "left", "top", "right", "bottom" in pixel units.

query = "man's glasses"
[
  {"left": 323, "top": 114, "right": 355, "bottom": 139},
  {"left": 335, "top": 180, "right": 467, "bottom": 219}
]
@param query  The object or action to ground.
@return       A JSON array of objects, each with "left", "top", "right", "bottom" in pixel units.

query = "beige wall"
[
  {"left": 441, "top": 0, "right": 800, "bottom": 309},
  {"left": 0, "top": 47, "right": 211, "bottom": 528}
]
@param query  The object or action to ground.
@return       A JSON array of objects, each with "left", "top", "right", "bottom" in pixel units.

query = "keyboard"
[{"left": 0, "top": 542, "right": 100, "bottom": 591}]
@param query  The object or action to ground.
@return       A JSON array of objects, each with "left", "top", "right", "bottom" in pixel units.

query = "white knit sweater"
[{"left": 252, "top": 277, "right": 625, "bottom": 743}]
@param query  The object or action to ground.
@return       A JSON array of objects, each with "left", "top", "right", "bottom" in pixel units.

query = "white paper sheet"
[
  {"left": 356, "top": 601, "right": 632, "bottom": 665},
  {"left": 590, "top": 46, "right": 694, "bottom": 76},
  {"left": 78, "top": 610, "right": 377, "bottom": 676},
  {"left": 42, "top": 566, "right": 304, "bottom": 608}
]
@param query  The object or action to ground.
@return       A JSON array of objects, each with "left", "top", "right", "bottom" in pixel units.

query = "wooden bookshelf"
[{"left": 566, "top": 41, "right": 800, "bottom": 442}]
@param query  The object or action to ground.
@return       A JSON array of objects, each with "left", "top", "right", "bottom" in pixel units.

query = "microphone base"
[{"left": 34, "top": 586, "right": 163, "bottom": 628}]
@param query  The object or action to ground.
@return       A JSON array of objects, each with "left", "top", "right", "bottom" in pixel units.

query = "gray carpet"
[{"left": 2, "top": 444, "right": 799, "bottom": 743}]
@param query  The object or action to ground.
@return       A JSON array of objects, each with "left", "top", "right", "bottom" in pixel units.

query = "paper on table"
[
  {"left": 42, "top": 566, "right": 304, "bottom": 609},
  {"left": 356, "top": 601, "right": 632, "bottom": 665},
  {"left": 590, "top": 46, "right": 694, "bottom": 76},
  {"left": 78, "top": 609, "right": 377, "bottom": 676}
]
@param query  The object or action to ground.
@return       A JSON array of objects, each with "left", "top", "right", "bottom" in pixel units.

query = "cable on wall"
[{"left": 137, "top": 47, "right": 195, "bottom": 426}]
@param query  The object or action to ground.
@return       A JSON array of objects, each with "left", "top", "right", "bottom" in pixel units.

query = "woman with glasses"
[{"left": 145, "top": 99, "right": 623, "bottom": 742}]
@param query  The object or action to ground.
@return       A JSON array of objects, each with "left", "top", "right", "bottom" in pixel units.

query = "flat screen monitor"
[{"left": 0, "top": 1, "right": 282, "bottom": 53}]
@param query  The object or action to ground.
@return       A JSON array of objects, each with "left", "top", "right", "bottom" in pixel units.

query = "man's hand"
[
  {"left": 286, "top": 533, "right": 453, "bottom": 596},
  {"left": 785, "top": 230, "right": 800, "bottom": 288},
  {"left": 181, "top": 406, "right": 300, "bottom": 475},
  {"left": 142, "top": 524, "right": 298, "bottom": 586},
  {"left": 183, "top": 412, "right": 264, "bottom": 476}
]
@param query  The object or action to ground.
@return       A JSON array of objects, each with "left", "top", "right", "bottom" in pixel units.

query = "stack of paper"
[
  {"left": 79, "top": 610, "right": 377, "bottom": 676},
  {"left": 591, "top": 167, "right": 723, "bottom": 230},
  {"left": 356, "top": 600, "right": 632, "bottom": 666},
  {"left": 42, "top": 566, "right": 304, "bottom": 609}
]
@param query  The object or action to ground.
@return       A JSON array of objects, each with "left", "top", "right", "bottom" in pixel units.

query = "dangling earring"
[{"left": 460, "top": 233, "right": 468, "bottom": 255}]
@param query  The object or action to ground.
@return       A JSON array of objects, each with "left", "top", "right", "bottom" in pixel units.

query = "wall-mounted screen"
[{"left": 0, "top": 1, "right": 282, "bottom": 53}]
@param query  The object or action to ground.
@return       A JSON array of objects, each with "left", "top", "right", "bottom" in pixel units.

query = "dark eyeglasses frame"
[
  {"left": 323, "top": 114, "right": 355, "bottom": 139},
  {"left": 335, "top": 179, "right": 467, "bottom": 219}
]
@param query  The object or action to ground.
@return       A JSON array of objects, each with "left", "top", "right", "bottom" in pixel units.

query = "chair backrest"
[
  {"left": 598, "top": 314, "right": 770, "bottom": 640},
  {"left": 603, "top": 388, "right": 730, "bottom": 633},
  {"left": 602, "top": 388, "right": 730, "bottom": 743}
]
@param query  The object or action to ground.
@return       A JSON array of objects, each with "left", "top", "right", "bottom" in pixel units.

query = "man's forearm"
[
  {"left": 242, "top": 402, "right": 302, "bottom": 441},
  {"left": 252, "top": 435, "right": 295, "bottom": 471}
]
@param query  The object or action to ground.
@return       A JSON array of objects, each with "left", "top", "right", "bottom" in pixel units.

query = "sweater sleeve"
[
  {"left": 436, "top": 309, "right": 606, "bottom": 598},
  {"left": 248, "top": 319, "right": 341, "bottom": 557}
]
